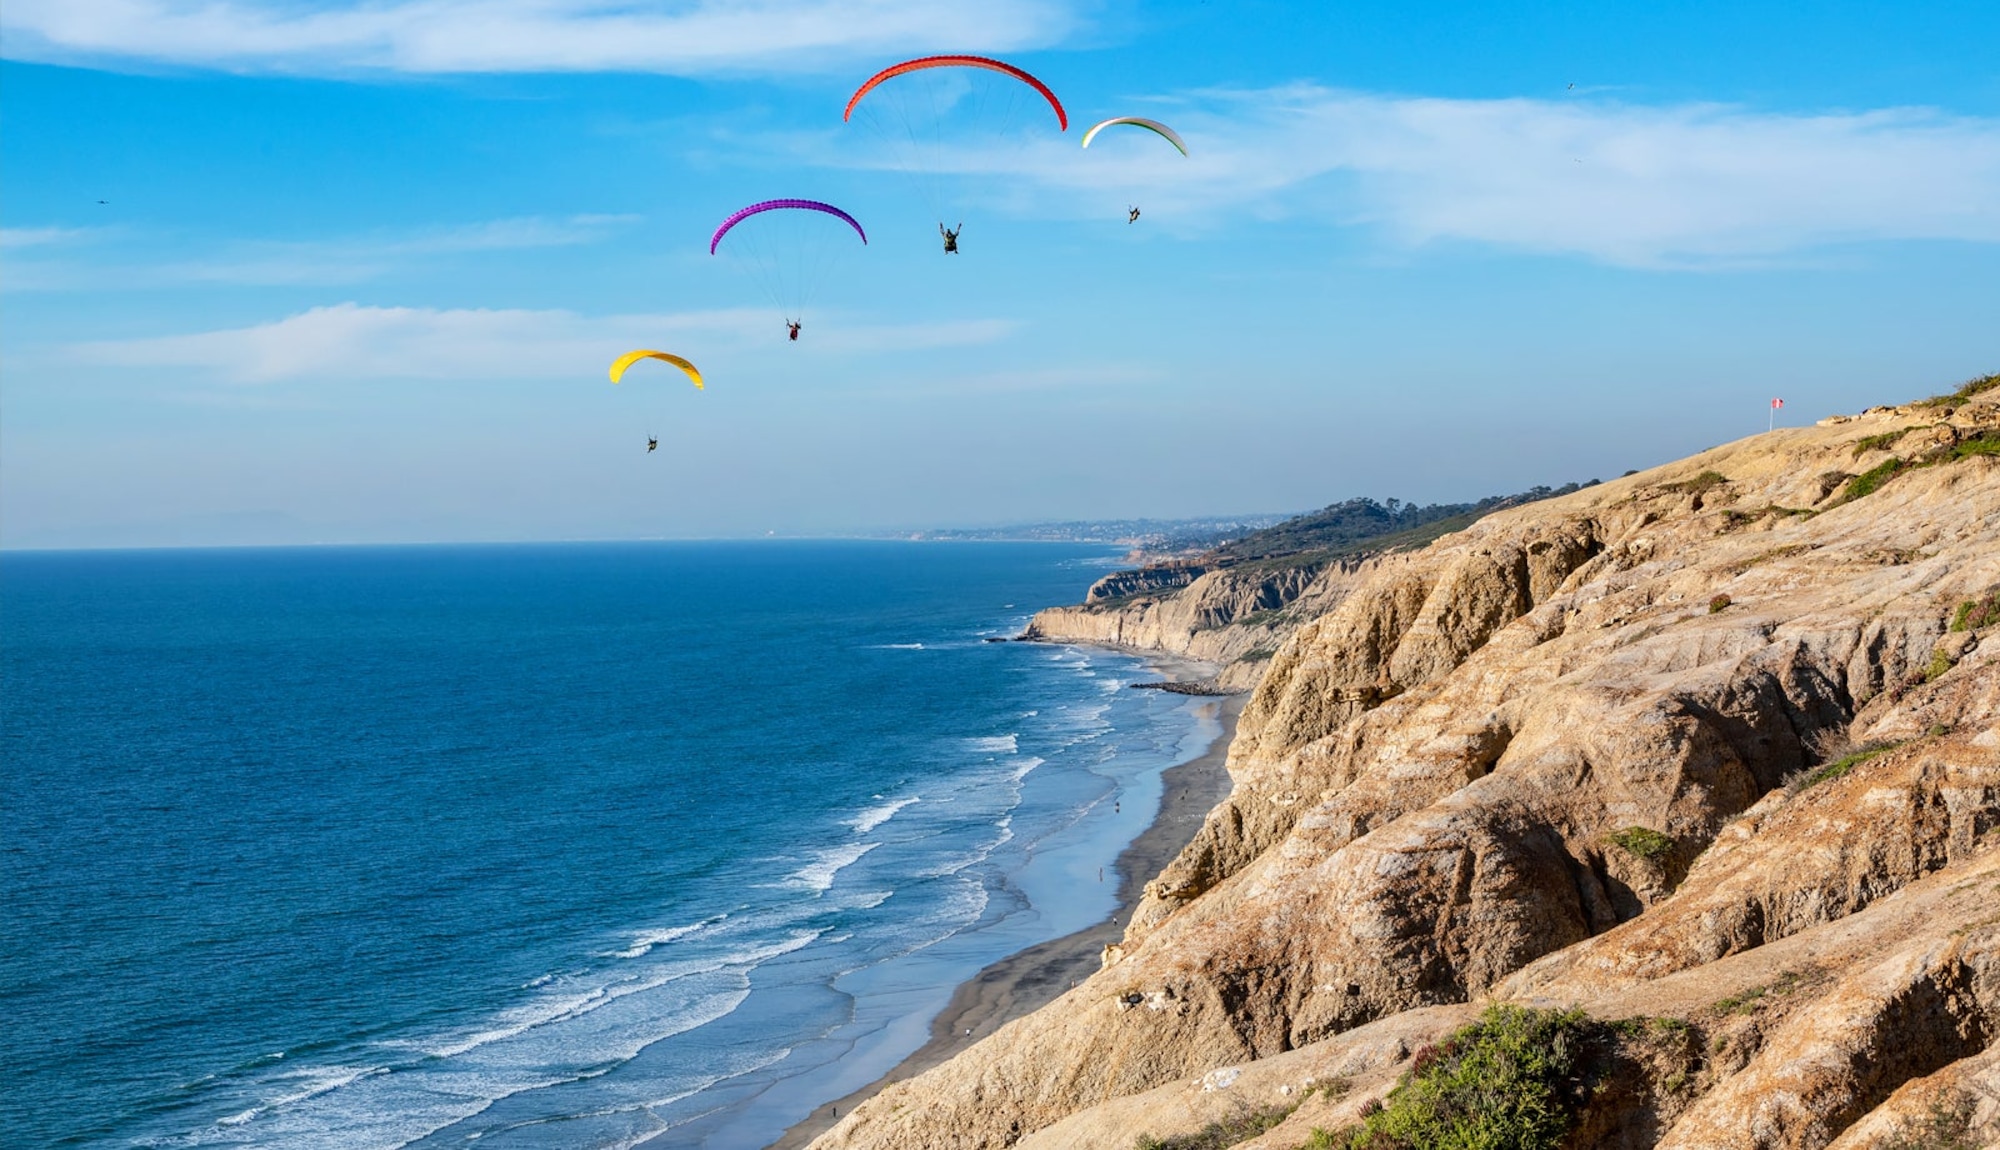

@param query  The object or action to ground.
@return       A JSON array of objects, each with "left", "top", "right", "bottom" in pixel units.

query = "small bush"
[
  {"left": 1608, "top": 826, "right": 1674, "bottom": 860},
  {"left": 1713, "top": 971, "right": 1805, "bottom": 1016},
  {"left": 1337, "top": 1005, "right": 1604, "bottom": 1149},
  {"left": 1928, "top": 647, "right": 1956, "bottom": 681},
  {"left": 1852, "top": 428, "right": 1916, "bottom": 457},
  {"left": 1133, "top": 1103, "right": 1297, "bottom": 1150},
  {"left": 1789, "top": 743, "right": 1900, "bottom": 792},
  {"left": 1879, "top": 1091, "right": 1981, "bottom": 1150},
  {"left": 1665, "top": 471, "right": 1729, "bottom": 495},
  {"left": 1915, "top": 371, "right": 2000, "bottom": 408},
  {"left": 1712, "top": 987, "right": 1765, "bottom": 1014},
  {"left": 1949, "top": 590, "right": 2000, "bottom": 632},
  {"left": 1835, "top": 457, "right": 1908, "bottom": 504},
  {"left": 1952, "top": 432, "right": 2000, "bottom": 460},
  {"left": 1707, "top": 594, "right": 1731, "bottom": 614}
]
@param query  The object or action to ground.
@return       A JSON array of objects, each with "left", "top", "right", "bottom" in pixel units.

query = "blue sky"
[{"left": 3, "top": 0, "right": 1997, "bottom": 547}]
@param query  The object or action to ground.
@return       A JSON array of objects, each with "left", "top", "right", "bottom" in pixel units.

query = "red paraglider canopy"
[{"left": 844, "top": 56, "right": 1067, "bottom": 131}]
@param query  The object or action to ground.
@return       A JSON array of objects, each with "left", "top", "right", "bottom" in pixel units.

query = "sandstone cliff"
[
  {"left": 1024, "top": 558, "right": 1375, "bottom": 689},
  {"left": 811, "top": 378, "right": 2000, "bottom": 1150}
]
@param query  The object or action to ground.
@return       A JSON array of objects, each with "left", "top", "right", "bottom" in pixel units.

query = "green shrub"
[
  {"left": 1834, "top": 457, "right": 1908, "bottom": 504},
  {"left": 1852, "top": 428, "right": 1915, "bottom": 457},
  {"left": 1134, "top": 1103, "right": 1297, "bottom": 1150},
  {"left": 1790, "top": 743, "right": 1900, "bottom": 792},
  {"left": 1914, "top": 371, "right": 2000, "bottom": 407},
  {"left": 1336, "top": 1005, "right": 1603, "bottom": 1150},
  {"left": 1707, "top": 594, "right": 1731, "bottom": 614},
  {"left": 1608, "top": 826, "right": 1674, "bottom": 860},
  {"left": 1879, "top": 1091, "right": 1980, "bottom": 1150},
  {"left": 1952, "top": 432, "right": 2000, "bottom": 460},
  {"left": 1928, "top": 647, "right": 1956, "bottom": 681},
  {"left": 1949, "top": 591, "right": 2000, "bottom": 632},
  {"left": 1665, "top": 471, "right": 1729, "bottom": 495}
]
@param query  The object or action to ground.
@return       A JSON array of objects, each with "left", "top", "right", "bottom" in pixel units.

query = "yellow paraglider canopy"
[{"left": 609, "top": 350, "right": 704, "bottom": 389}]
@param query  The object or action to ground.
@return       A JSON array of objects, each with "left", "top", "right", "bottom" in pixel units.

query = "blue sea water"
[{"left": 0, "top": 542, "right": 1218, "bottom": 1149}]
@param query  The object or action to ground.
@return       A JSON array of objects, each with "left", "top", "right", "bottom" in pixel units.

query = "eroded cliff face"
[
  {"left": 810, "top": 393, "right": 2000, "bottom": 1150},
  {"left": 1025, "top": 558, "right": 1378, "bottom": 690}
]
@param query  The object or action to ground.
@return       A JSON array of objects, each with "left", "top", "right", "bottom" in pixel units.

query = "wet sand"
[{"left": 771, "top": 689, "right": 1244, "bottom": 1149}]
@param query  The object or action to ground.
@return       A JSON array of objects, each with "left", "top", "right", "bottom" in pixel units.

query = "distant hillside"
[{"left": 1210, "top": 484, "right": 1594, "bottom": 566}]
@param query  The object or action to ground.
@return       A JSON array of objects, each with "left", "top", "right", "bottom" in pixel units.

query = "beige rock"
[{"left": 810, "top": 416, "right": 2000, "bottom": 1150}]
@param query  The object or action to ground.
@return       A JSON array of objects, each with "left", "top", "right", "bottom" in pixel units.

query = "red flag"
[{"left": 1771, "top": 398, "right": 1785, "bottom": 409}]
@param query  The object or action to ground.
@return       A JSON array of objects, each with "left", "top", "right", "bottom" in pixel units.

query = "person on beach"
[
  {"left": 646, "top": 436, "right": 658, "bottom": 453},
  {"left": 940, "top": 222, "right": 961, "bottom": 254},
  {"left": 1128, "top": 206, "right": 1141, "bottom": 224},
  {"left": 787, "top": 320, "right": 801, "bottom": 342}
]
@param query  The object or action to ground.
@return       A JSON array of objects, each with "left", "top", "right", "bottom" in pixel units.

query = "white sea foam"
[
  {"left": 963, "top": 734, "right": 1018, "bottom": 754},
  {"left": 786, "top": 841, "right": 880, "bottom": 892},
  {"left": 847, "top": 796, "right": 919, "bottom": 835},
  {"left": 419, "top": 977, "right": 669, "bottom": 1060},
  {"left": 872, "top": 642, "right": 926, "bottom": 649},
  {"left": 607, "top": 914, "right": 727, "bottom": 960},
  {"left": 1009, "top": 756, "right": 1045, "bottom": 782}
]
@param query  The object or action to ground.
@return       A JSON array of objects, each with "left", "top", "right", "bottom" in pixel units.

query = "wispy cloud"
[
  {"left": 69, "top": 302, "right": 1015, "bottom": 382},
  {"left": 1, "top": 225, "right": 115, "bottom": 248},
  {"left": 1, "top": 0, "right": 1078, "bottom": 76},
  {"left": 5, "top": 214, "right": 638, "bottom": 292},
  {"left": 828, "top": 86, "right": 2000, "bottom": 267}
]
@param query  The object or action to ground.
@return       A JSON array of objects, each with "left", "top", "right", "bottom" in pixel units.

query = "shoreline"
[{"left": 770, "top": 677, "right": 1243, "bottom": 1150}]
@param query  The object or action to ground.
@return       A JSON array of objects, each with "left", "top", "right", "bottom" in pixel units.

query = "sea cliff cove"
[{"left": 6, "top": 5, "right": 2000, "bottom": 1148}]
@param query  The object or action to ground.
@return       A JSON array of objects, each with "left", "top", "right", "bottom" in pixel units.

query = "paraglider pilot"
[
  {"left": 1128, "top": 206, "right": 1141, "bottom": 224},
  {"left": 940, "top": 222, "right": 961, "bottom": 254},
  {"left": 787, "top": 320, "right": 801, "bottom": 342},
  {"left": 647, "top": 436, "right": 658, "bottom": 454}
]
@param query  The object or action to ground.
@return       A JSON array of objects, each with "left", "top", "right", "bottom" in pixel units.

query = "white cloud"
[
  {"left": 4, "top": 214, "right": 638, "bottom": 291},
  {"left": 832, "top": 86, "right": 2000, "bottom": 266},
  {"left": 1, "top": 226, "right": 113, "bottom": 248},
  {"left": 69, "top": 302, "right": 1014, "bottom": 382},
  {"left": 1, "top": 0, "right": 1078, "bottom": 75}
]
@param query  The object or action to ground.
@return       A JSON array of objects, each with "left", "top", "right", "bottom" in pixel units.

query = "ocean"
[{"left": 0, "top": 542, "right": 1218, "bottom": 1149}]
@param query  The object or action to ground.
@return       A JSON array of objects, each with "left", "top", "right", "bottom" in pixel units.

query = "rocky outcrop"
[
  {"left": 1085, "top": 562, "right": 1214, "bottom": 604},
  {"left": 810, "top": 387, "right": 2000, "bottom": 1150},
  {"left": 1025, "top": 558, "right": 1378, "bottom": 689}
]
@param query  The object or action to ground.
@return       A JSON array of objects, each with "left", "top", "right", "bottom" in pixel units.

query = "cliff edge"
[{"left": 811, "top": 376, "right": 2000, "bottom": 1150}]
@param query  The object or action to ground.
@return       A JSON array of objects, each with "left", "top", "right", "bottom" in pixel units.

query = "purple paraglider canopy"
[{"left": 710, "top": 200, "right": 868, "bottom": 255}]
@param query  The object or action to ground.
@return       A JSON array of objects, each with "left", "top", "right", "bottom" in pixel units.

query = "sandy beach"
[{"left": 771, "top": 687, "right": 1244, "bottom": 1149}]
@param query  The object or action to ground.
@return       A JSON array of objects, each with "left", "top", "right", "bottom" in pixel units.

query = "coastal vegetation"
[
  {"left": 1788, "top": 742, "right": 1901, "bottom": 793},
  {"left": 1662, "top": 470, "right": 1729, "bottom": 496},
  {"left": 1322, "top": 1006, "right": 1606, "bottom": 1150},
  {"left": 1915, "top": 371, "right": 2000, "bottom": 408},
  {"left": 1210, "top": 486, "right": 1595, "bottom": 567},
  {"left": 1952, "top": 590, "right": 2000, "bottom": 632},
  {"left": 1851, "top": 427, "right": 1915, "bottom": 456},
  {"left": 1879, "top": 1092, "right": 1982, "bottom": 1150},
  {"left": 1132, "top": 1103, "right": 1298, "bottom": 1150},
  {"left": 1607, "top": 825, "right": 1674, "bottom": 859}
]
